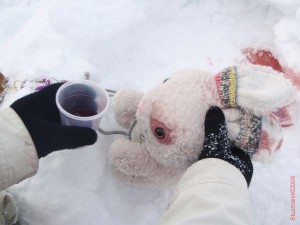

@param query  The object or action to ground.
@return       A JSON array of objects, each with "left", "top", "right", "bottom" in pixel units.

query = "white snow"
[
  {"left": 257, "top": 0, "right": 300, "bottom": 71},
  {"left": 0, "top": 0, "right": 299, "bottom": 225}
]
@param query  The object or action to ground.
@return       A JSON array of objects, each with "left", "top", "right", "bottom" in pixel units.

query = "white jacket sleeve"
[
  {"left": 158, "top": 158, "right": 252, "bottom": 225},
  {"left": 0, "top": 108, "right": 38, "bottom": 191}
]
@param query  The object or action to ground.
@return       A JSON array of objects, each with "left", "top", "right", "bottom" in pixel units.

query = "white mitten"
[{"left": 214, "top": 65, "right": 296, "bottom": 155}]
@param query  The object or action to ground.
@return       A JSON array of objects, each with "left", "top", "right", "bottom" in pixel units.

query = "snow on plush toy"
[{"left": 109, "top": 64, "right": 296, "bottom": 187}]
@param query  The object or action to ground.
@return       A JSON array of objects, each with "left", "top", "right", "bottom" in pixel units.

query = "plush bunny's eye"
[
  {"left": 154, "top": 127, "right": 165, "bottom": 139},
  {"left": 150, "top": 117, "right": 173, "bottom": 144}
]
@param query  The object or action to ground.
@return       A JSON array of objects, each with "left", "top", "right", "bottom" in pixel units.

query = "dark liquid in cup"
[{"left": 70, "top": 108, "right": 97, "bottom": 117}]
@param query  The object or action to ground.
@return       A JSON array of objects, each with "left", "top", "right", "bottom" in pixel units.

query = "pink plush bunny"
[{"left": 109, "top": 64, "right": 296, "bottom": 187}]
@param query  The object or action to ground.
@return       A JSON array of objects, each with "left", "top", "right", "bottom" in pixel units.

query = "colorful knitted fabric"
[
  {"left": 215, "top": 66, "right": 237, "bottom": 107},
  {"left": 234, "top": 109, "right": 262, "bottom": 155},
  {"left": 214, "top": 66, "right": 262, "bottom": 155}
]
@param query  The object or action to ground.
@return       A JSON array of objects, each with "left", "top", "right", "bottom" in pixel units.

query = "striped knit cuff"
[
  {"left": 234, "top": 109, "right": 262, "bottom": 155},
  {"left": 215, "top": 66, "right": 237, "bottom": 107}
]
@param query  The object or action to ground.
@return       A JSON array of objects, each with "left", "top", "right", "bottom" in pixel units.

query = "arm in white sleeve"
[
  {"left": 158, "top": 158, "right": 252, "bottom": 225},
  {"left": 0, "top": 108, "right": 38, "bottom": 191}
]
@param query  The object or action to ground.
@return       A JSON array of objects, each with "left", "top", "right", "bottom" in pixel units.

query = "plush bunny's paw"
[{"left": 109, "top": 138, "right": 159, "bottom": 177}]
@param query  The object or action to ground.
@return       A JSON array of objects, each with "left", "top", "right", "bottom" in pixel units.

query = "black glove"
[
  {"left": 11, "top": 83, "right": 98, "bottom": 158},
  {"left": 199, "top": 106, "right": 253, "bottom": 187}
]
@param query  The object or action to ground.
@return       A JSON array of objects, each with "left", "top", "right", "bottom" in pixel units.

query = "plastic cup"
[{"left": 56, "top": 80, "right": 109, "bottom": 130}]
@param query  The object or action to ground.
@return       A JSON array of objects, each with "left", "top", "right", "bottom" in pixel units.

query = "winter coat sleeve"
[
  {"left": 158, "top": 158, "right": 252, "bottom": 225},
  {"left": 0, "top": 108, "right": 38, "bottom": 191}
]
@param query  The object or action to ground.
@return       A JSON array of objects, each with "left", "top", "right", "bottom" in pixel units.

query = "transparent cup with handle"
[{"left": 56, "top": 80, "right": 109, "bottom": 130}]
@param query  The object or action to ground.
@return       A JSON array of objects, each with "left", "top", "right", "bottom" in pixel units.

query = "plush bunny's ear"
[
  {"left": 215, "top": 64, "right": 296, "bottom": 116},
  {"left": 112, "top": 90, "right": 144, "bottom": 129}
]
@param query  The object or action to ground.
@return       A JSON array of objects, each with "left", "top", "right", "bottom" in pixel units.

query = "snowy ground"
[{"left": 0, "top": 0, "right": 299, "bottom": 224}]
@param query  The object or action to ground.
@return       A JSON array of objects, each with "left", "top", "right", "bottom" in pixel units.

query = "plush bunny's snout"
[{"left": 112, "top": 89, "right": 144, "bottom": 129}]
